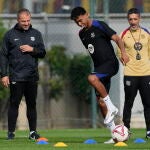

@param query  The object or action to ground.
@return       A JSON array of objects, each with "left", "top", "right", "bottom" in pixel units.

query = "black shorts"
[
  {"left": 94, "top": 60, "right": 119, "bottom": 77},
  {"left": 93, "top": 60, "right": 119, "bottom": 97}
]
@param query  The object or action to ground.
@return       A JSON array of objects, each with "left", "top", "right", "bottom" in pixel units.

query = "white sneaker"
[
  {"left": 104, "top": 138, "right": 115, "bottom": 144},
  {"left": 104, "top": 107, "right": 118, "bottom": 124}
]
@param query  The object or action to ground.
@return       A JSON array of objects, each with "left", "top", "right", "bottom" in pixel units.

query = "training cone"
[
  {"left": 84, "top": 139, "right": 97, "bottom": 144},
  {"left": 134, "top": 138, "right": 146, "bottom": 143},
  {"left": 54, "top": 142, "right": 68, "bottom": 147},
  {"left": 37, "top": 137, "right": 48, "bottom": 142},
  {"left": 114, "top": 142, "right": 128, "bottom": 147},
  {"left": 36, "top": 140, "right": 49, "bottom": 144}
]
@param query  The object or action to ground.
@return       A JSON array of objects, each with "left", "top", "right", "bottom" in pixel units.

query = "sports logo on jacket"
[
  {"left": 30, "top": 37, "right": 35, "bottom": 41},
  {"left": 88, "top": 44, "right": 94, "bottom": 54},
  {"left": 14, "top": 38, "right": 19, "bottom": 41}
]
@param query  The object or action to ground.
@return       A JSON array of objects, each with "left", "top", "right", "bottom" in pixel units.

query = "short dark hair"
[
  {"left": 127, "top": 8, "right": 140, "bottom": 18},
  {"left": 17, "top": 8, "right": 31, "bottom": 18},
  {"left": 70, "top": 6, "right": 86, "bottom": 20}
]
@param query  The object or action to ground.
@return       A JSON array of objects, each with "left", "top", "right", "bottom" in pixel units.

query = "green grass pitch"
[{"left": 0, "top": 128, "right": 149, "bottom": 150}]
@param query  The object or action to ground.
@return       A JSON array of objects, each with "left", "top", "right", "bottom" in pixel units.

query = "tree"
[
  {"left": 69, "top": 53, "right": 91, "bottom": 103},
  {"left": 46, "top": 45, "right": 70, "bottom": 99}
]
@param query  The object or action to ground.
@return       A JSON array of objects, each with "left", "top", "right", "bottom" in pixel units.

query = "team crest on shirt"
[
  {"left": 30, "top": 37, "right": 35, "bottom": 41},
  {"left": 88, "top": 44, "right": 94, "bottom": 54},
  {"left": 91, "top": 32, "right": 95, "bottom": 38}
]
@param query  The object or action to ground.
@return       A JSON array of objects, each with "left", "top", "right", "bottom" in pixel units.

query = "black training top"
[
  {"left": 0, "top": 23, "right": 46, "bottom": 81},
  {"left": 79, "top": 20, "right": 119, "bottom": 76}
]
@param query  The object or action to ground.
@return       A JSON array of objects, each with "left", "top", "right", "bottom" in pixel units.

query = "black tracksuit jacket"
[{"left": 0, "top": 23, "right": 46, "bottom": 81}]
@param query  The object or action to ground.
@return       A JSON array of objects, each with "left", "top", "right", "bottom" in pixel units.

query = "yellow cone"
[
  {"left": 114, "top": 142, "right": 128, "bottom": 147},
  {"left": 54, "top": 142, "right": 68, "bottom": 147}
]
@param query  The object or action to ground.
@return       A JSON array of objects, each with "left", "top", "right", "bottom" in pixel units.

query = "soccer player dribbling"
[{"left": 70, "top": 6, "right": 129, "bottom": 143}]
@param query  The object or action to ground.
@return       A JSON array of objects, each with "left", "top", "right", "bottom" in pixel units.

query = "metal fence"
[{"left": 0, "top": 12, "right": 150, "bottom": 130}]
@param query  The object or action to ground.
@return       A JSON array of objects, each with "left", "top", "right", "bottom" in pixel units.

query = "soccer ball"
[{"left": 112, "top": 124, "right": 129, "bottom": 142}]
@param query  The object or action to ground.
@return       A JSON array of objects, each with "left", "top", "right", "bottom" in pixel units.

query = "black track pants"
[
  {"left": 8, "top": 81, "right": 37, "bottom": 132},
  {"left": 123, "top": 76, "right": 150, "bottom": 131}
]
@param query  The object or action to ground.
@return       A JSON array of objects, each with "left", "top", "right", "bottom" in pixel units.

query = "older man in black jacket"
[{"left": 0, "top": 8, "right": 46, "bottom": 140}]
